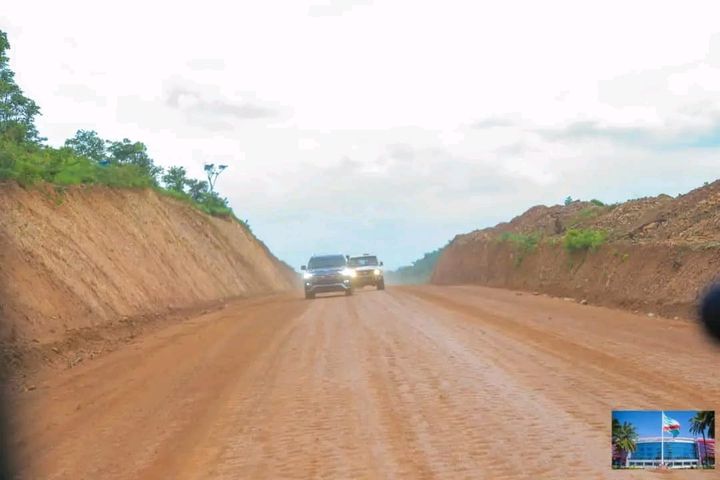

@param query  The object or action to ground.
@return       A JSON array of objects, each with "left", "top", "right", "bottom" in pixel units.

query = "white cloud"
[
  {"left": 309, "top": 0, "right": 373, "bottom": 16},
  {"left": 2, "top": 0, "right": 720, "bottom": 268},
  {"left": 298, "top": 138, "right": 319, "bottom": 150}
]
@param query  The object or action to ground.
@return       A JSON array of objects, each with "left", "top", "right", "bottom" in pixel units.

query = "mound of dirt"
[
  {"left": 432, "top": 180, "right": 720, "bottom": 318},
  {"left": 0, "top": 183, "right": 297, "bottom": 354}
]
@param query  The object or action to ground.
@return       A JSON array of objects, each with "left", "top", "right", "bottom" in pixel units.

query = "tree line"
[
  {"left": 0, "top": 30, "right": 247, "bottom": 227},
  {"left": 386, "top": 245, "right": 447, "bottom": 284}
]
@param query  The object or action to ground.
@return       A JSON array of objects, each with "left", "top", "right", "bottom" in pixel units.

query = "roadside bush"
[
  {"left": 0, "top": 139, "right": 42, "bottom": 185},
  {"left": 0, "top": 140, "right": 155, "bottom": 188},
  {"left": 196, "top": 193, "right": 234, "bottom": 218},
  {"left": 95, "top": 164, "right": 156, "bottom": 188},
  {"left": 500, "top": 232, "right": 541, "bottom": 266},
  {"left": 563, "top": 228, "right": 607, "bottom": 253},
  {"left": 157, "top": 188, "right": 251, "bottom": 233},
  {"left": 500, "top": 232, "right": 540, "bottom": 252},
  {"left": 0, "top": 140, "right": 242, "bottom": 224},
  {"left": 590, "top": 198, "right": 605, "bottom": 207},
  {"left": 238, "top": 219, "right": 252, "bottom": 233}
]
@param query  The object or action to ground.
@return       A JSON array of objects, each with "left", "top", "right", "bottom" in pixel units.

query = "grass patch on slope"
[
  {"left": 563, "top": 228, "right": 607, "bottom": 252},
  {"left": 499, "top": 232, "right": 541, "bottom": 266}
]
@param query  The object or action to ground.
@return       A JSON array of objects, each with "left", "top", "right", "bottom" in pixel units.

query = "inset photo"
[{"left": 612, "top": 410, "right": 715, "bottom": 470}]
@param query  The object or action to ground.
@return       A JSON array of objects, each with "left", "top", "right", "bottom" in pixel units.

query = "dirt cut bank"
[
  {"left": 0, "top": 183, "right": 297, "bottom": 349},
  {"left": 432, "top": 179, "right": 720, "bottom": 319}
]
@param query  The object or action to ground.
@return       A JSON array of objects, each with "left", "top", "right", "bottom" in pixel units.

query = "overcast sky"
[{"left": 2, "top": 0, "right": 720, "bottom": 268}]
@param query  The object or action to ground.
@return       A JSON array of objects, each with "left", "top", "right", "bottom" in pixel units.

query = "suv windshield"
[
  {"left": 308, "top": 255, "right": 347, "bottom": 269},
  {"left": 348, "top": 256, "right": 378, "bottom": 267}
]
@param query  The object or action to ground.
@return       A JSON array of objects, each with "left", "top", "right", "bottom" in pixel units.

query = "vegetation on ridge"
[
  {"left": 0, "top": 29, "right": 249, "bottom": 229},
  {"left": 498, "top": 232, "right": 540, "bottom": 266},
  {"left": 563, "top": 228, "right": 607, "bottom": 252}
]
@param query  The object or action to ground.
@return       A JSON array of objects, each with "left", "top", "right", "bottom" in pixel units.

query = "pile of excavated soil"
[
  {"left": 432, "top": 180, "right": 720, "bottom": 318},
  {"left": 0, "top": 183, "right": 297, "bottom": 367}
]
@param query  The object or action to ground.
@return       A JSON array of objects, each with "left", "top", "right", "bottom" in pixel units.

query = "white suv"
[{"left": 348, "top": 254, "right": 385, "bottom": 290}]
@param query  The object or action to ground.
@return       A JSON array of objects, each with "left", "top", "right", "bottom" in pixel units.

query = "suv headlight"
[
  {"left": 373, "top": 269, "right": 381, "bottom": 275},
  {"left": 341, "top": 268, "right": 357, "bottom": 278},
  {"left": 303, "top": 272, "right": 313, "bottom": 279}
]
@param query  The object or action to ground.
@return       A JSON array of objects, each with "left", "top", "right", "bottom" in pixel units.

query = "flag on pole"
[{"left": 663, "top": 413, "right": 681, "bottom": 438}]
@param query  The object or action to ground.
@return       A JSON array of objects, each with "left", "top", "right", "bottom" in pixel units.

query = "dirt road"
[{"left": 9, "top": 286, "right": 719, "bottom": 479}]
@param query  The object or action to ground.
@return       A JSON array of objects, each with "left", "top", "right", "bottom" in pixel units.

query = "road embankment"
[
  {"left": 432, "top": 238, "right": 719, "bottom": 319},
  {"left": 0, "top": 183, "right": 297, "bottom": 362}
]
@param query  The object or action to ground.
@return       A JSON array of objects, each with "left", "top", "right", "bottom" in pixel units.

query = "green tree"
[
  {"left": 709, "top": 411, "right": 715, "bottom": 439},
  {"left": 612, "top": 418, "right": 622, "bottom": 467},
  {"left": 690, "top": 411, "right": 715, "bottom": 467},
  {"left": 564, "top": 196, "right": 573, "bottom": 206},
  {"left": 202, "top": 190, "right": 231, "bottom": 212},
  {"left": 0, "top": 30, "right": 42, "bottom": 143},
  {"left": 612, "top": 418, "right": 621, "bottom": 443},
  {"left": 107, "top": 138, "right": 162, "bottom": 182},
  {"left": 612, "top": 421, "right": 638, "bottom": 466},
  {"left": 162, "top": 166, "right": 188, "bottom": 193},
  {"left": 64, "top": 129, "right": 106, "bottom": 163},
  {"left": 204, "top": 163, "right": 227, "bottom": 193},
  {"left": 186, "top": 178, "right": 209, "bottom": 202}
]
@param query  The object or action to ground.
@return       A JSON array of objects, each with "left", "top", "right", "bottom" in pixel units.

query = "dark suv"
[{"left": 301, "top": 254, "right": 355, "bottom": 299}]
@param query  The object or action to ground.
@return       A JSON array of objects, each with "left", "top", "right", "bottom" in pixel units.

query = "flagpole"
[{"left": 661, "top": 410, "right": 664, "bottom": 467}]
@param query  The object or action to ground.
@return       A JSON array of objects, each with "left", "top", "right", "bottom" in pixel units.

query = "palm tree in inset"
[
  {"left": 612, "top": 418, "right": 621, "bottom": 467},
  {"left": 690, "top": 411, "right": 714, "bottom": 467},
  {"left": 613, "top": 421, "right": 638, "bottom": 467},
  {"left": 708, "top": 411, "right": 716, "bottom": 467},
  {"left": 612, "top": 418, "right": 621, "bottom": 442},
  {"left": 707, "top": 410, "right": 715, "bottom": 439}
]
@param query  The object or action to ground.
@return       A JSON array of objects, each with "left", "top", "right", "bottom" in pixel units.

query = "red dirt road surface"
[{"left": 10, "top": 286, "right": 718, "bottom": 479}]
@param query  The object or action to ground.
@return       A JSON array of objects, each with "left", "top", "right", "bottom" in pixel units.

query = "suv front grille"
[{"left": 315, "top": 274, "right": 341, "bottom": 284}]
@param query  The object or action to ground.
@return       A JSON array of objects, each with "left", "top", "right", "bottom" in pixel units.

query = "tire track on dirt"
[
  {"left": 360, "top": 291, "right": 610, "bottom": 479},
  {"left": 12, "top": 296, "right": 308, "bottom": 480},
  {"left": 13, "top": 286, "right": 714, "bottom": 479},
  {"left": 403, "top": 287, "right": 717, "bottom": 408},
  {"left": 174, "top": 294, "right": 406, "bottom": 479}
]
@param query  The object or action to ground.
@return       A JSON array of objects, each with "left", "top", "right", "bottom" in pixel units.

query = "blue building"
[{"left": 627, "top": 437, "right": 701, "bottom": 469}]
